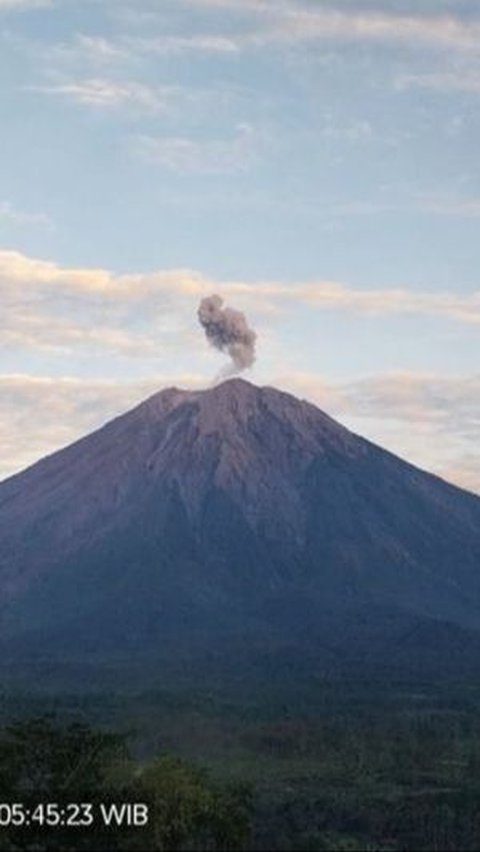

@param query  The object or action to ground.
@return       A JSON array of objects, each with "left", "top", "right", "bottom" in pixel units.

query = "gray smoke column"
[{"left": 198, "top": 294, "right": 256, "bottom": 376}]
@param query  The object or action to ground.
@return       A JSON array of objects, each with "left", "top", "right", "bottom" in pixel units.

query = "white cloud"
[
  {"left": 39, "top": 31, "right": 239, "bottom": 78},
  {"left": 124, "top": 33, "right": 240, "bottom": 56},
  {"left": 0, "top": 250, "right": 479, "bottom": 368},
  {"left": 0, "top": 311, "right": 164, "bottom": 356},
  {"left": 229, "top": 280, "right": 480, "bottom": 325},
  {"left": 0, "top": 250, "right": 113, "bottom": 292},
  {"left": 183, "top": 2, "right": 480, "bottom": 53},
  {"left": 59, "top": 34, "right": 129, "bottom": 63},
  {"left": 0, "top": 249, "right": 208, "bottom": 296},
  {"left": 275, "top": 370, "right": 480, "bottom": 427},
  {"left": 0, "top": 251, "right": 207, "bottom": 358},
  {"left": 282, "top": 8, "right": 480, "bottom": 51},
  {"left": 0, "top": 201, "right": 53, "bottom": 229},
  {"left": 33, "top": 78, "right": 176, "bottom": 112},
  {"left": 40, "top": 5, "right": 478, "bottom": 75}
]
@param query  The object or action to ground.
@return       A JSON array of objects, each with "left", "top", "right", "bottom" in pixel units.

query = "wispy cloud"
[
  {"left": 325, "top": 193, "right": 480, "bottom": 221},
  {"left": 51, "top": 34, "right": 129, "bottom": 64},
  {"left": 0, "top": 251, "right": 207, "bottom": 358},
  {"left": 276, "top": 370, "right": 480, "bottom": 429},
  {"left": 134, "top": 123, "right": 260, "bottom": 174},
  {"left": 1, "top": 251, "right": 479, "bottom": 345},
  {"left": 224, "top": 279, "right": 480, "bottom": 326},
  {"left": 36, "top": 3, "right": 480, "bottom": 72},
  {"left": 32, "top": 78, "right": 176, "bottom": 112},
  {"left": 123, "top": 33, "right": 241, "bottom": 56},
  {"left": 0, "top": 312, "right": 164, "bottom": 357},
  {"left": 0, "top": 250, "right": 206, "bottom": 296},
  {"left": 397, "top": 69, "right": 480, "bottom": 95},
  {"left": 37, "top": 30, "right": 239, "bottom": 77},
  {"left": 414, "top": 194, "right": 480, "bottom": 218},
  {"left": 182, "top": 2, "right": 480, "bottom": 53},
  {"left": 0, "top": 200, "right": 53, "bottom": 229}
]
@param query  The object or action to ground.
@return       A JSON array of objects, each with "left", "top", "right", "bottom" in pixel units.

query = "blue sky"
[{"left": 0, "top": 0, "right": 478, "bottom": 492}]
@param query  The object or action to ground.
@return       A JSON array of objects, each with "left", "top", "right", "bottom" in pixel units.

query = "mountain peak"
[
  {"left": 134, "top": 385, "right": 193, "bottom": 421},
  {"left": 132, "top": 377, "right": 258, "bottom": 423},
  {"left": 135, "top": 377, "right": 352, "bottom": 460},
  {"left": 0, "top": 377, "right": 480, "bottom": 663}
]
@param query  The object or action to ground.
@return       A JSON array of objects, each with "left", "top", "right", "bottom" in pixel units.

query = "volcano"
[{"left": 1, "top": 378, "right": 480, "bottom": 683}]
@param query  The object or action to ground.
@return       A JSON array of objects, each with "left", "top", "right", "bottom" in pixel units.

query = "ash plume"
[{"left": 198, "top": 294, "right": 256, "bottom": 377}]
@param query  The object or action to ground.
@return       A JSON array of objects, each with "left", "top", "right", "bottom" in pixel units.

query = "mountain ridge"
[{"left": 1, "top": 378, "right": 479, "bottom": 680}]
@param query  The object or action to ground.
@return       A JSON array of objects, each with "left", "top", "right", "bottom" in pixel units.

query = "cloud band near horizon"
[{"left": 1, "top": 250, "right": 479, "bottom": 364}]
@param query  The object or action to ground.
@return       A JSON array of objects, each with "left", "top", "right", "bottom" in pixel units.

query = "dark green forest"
[{"left": 2, "top": 678, "right": 480, "bottom": 850}]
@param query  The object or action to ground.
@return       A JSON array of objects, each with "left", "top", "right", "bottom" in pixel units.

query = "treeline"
[
  {"left": 0, "top": 716, "right": 251, "bottom": 850},
  {"left": 250, "top": 712, "right": 480, "bottom": 850},
  {"left": 2, "top": 709, "right": 480, "bottom": 849}
]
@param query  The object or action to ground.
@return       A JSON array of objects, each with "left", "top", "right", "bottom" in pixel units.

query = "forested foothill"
[{"left": 2, "top": 677, "right": 480, "bottom": 850}]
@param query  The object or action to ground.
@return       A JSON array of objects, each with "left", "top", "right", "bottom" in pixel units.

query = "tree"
[
  {"left": 0, "top": 715, "right": 130, "bottom": 850},
  {"left": 138, "top": 756, "right": 252, "bottom": 851},
  {"left": 0, "top": 715, "right": 127, "bottom": 798}
]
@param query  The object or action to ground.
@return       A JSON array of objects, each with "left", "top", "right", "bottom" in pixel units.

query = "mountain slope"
[{"left": 0, "top": 378, "right": 479, "bottom": 674}]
